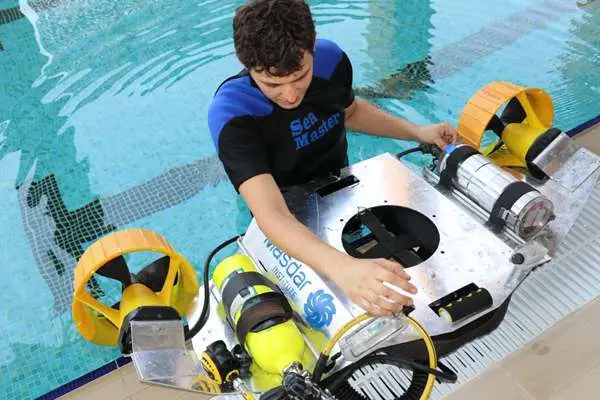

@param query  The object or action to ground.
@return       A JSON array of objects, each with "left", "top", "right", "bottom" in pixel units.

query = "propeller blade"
[
  {"left": 501, "top": 97, "right": 527, "bottom": 124},
  {"left": 134, "top": 255, "right": 177, "bottom": 292},
  {"left": 96, "top": 256, "right": 132, "bottom": 288},
  {"left": 486, "top": 114, "right": 506, "bottom": 136}
]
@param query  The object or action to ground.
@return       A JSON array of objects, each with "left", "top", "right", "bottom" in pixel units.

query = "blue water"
[{"left": 0, "top": 0, "right": 598, "bottom": 398}]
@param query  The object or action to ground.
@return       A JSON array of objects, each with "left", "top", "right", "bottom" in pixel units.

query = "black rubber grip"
[
  {"left": 438, "top": 288, "right": 493, "bottom": 322},
  {"left": 221, "top": 271, "right": 281, "bottom": 316},
  {"left": 235, "top": 292, "right": 293, "bottom": 346},
  {"left": 488, "top": 181, "right": 537, "bottom": 233},
  {"left": 438, "top": 146, "right": 479, "bottom": 188}
]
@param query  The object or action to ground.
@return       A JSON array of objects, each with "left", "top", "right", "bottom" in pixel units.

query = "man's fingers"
[
  {"left": 443, "top": 121, "right": 458, "bottom": 143},
  {"left": 380, "top": 286, "right": 414, "bottom": 307},
  {"left": 376, "top": 258, "right": 410, "bottom": 279},
  {"left": 375, "top": 268, "right": 418, "bottom": 294},
  {"left": 358, "top": 296, "right": 388, "bottom": 316},
  {"left": 366, "top": 289, "right": 402, "bottom": 313}
]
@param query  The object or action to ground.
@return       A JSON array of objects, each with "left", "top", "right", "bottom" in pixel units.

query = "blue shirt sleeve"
[{"left": 207, "top": 76, "right": 274, "bottom": 192}]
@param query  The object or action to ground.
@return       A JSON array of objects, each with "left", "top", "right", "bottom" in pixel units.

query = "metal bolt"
[{"left": 511, "top": 253, "right": 525, "bottom": 264}]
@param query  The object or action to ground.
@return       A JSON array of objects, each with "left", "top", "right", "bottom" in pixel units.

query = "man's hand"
[
  {"left": 416, "top": 122, "right": 458, "bottom": 149},
  {"left": 240, "top": 175, "right": 418, "bottom": 317},
  {"left": 333, "top": 257, "right": 417, "bottom": 316}
]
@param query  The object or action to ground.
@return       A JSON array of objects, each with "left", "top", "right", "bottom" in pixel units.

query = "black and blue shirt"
[{"left": 208, "top": 38, "right": 355, "bottom": 191}]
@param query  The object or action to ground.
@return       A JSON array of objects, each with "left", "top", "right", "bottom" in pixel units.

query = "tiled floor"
[
  {"left": 575, "top": 123, "right": 600, "bottom": 155},
  {"left": 446, "top": 297, "right": 600, "bottom": 400},
  {"left": 59, "top": 124, "right": 600, "bottom": 400}
]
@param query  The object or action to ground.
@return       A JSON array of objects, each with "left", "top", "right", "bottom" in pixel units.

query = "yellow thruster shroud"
[
  {"left": 458, "top": 81, "right": 556, "bottom": 176},
  {"left": 72, "top": 228, "right": 199, "bottom": 347}
]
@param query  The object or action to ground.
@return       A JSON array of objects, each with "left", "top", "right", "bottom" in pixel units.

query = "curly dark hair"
[{"left": 233, "top": 0, "right": 316, "bottom": 76}]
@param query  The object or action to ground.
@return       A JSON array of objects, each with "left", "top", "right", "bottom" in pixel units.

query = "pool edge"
[
  {"left": 567, "top": 113, "right": 600, "bottom": 137},
  {"left": 35, "top": 357, "right": 131, "bottom": 400}
]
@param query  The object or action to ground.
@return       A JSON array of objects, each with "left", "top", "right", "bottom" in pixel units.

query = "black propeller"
[
  {"left": 95, "top": 255, "right": 175, "bottom": 294},
  {"left": 486, "top": 96, "right": 527, "bottom": 136},
  {"left": 96, "top": 256, "right": 132, "bottom": 288},
  {"left": 134, "top": 256, "right": 176, "bottom": 291}
]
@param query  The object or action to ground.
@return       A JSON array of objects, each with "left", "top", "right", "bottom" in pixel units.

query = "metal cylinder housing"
[{"left": 440, "top": 145, "right": 554, "bottom": 239}]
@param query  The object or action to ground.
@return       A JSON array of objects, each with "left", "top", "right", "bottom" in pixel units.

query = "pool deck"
[{"left": 58, "top": 123, "right": 600, "bottom": 400}]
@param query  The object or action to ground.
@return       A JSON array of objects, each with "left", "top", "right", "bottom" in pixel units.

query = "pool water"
[{"left": 0, "top": 0, "right": 598, "bottom": 398}]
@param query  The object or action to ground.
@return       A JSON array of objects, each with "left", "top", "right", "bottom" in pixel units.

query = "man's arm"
[
  {"left": 345, "top": 98, "right": 419, "bottom": 140},
  {"left": 345, "top": 97, "right": 457, "bottom": 148},
  {"left": 239, "top": 173, "right": 417, "bottom": 316}
]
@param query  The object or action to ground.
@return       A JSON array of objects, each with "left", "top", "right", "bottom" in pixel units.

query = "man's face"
[{"left": 250, "top": 51, "right": 314, "bottom": 110}]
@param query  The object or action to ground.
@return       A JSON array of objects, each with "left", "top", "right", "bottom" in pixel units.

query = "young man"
[{"left": 208, "top": 0, "right": 457, "bottom": 316}]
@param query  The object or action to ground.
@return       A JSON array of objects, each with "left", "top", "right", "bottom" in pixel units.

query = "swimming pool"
[{"left": 0, "top": 0, "right": 598, "bottom": 398}]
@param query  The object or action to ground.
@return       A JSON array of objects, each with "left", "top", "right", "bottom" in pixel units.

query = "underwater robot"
[{"left": 71, "top": 82, "right": 600, "bottom": 399}]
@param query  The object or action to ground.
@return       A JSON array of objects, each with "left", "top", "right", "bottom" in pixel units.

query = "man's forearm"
[
  {"left": 345, "top": 98, "right": 421, "bottom": 141},
  {"left": 255, "top": 209, "right": 348, "bottom": 280}
]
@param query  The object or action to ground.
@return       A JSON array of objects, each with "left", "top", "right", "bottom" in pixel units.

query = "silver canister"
[{"left": 440, "top": 145, "right": 554, "bottom": 239}]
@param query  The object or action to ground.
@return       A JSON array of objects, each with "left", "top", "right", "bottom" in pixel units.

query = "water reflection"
[{"left": 557, "top": 1, "right": 600, "bottom": 127}]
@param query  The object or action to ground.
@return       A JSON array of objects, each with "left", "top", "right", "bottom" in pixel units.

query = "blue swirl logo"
[{"left": 304, "top": 290, "right": 336, "bottom": 329}]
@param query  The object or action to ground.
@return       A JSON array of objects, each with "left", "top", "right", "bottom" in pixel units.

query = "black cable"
[
  {"left": 324, "top": 352, "right": 342, "bottom": 373},
  {"left": 396, "top": 146, "right": 422, "bottom": 159},
  {"left": 184, "top": 235, "right": 241, "bottom": 341},
  {"left": 259, "top": 386, "right": 287, "bottom": 400},
  {"left": 322, "top": 353, "right": 456, "bottom": 400},
  {"left": 329, "top": 369, "right": 430, "bottom": 400},
  {"left": 396, "top": 143, "right": 443, "bottom": 160}
]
